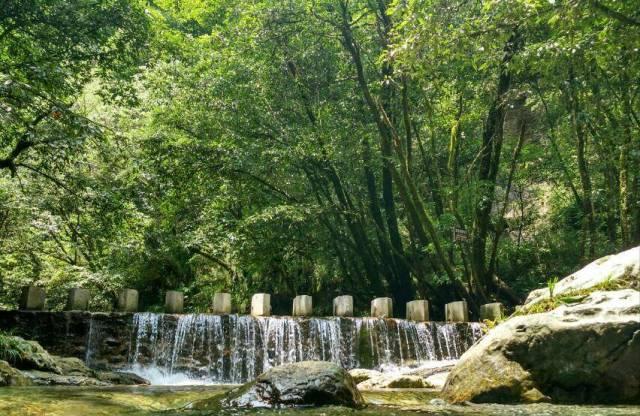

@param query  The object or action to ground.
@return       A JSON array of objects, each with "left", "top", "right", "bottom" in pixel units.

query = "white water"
[{"left": 86, "top": 313, "right": 483, "bottom": 385}]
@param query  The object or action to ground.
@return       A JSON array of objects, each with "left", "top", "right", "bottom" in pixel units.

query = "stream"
[{"left": 1, "top": 386, "right": 639, "bottom": 416}]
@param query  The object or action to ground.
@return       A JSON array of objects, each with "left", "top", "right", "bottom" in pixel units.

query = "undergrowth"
[
  {"left": 511, "top": 272, "right": 636, "bottom": 317},
  {"left": 0, "top": 330, "right": 32, "bottom": 365}
]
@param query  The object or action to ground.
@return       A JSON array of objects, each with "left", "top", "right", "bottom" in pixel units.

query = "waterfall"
[{"left": 116, "top": 313, "right": 483, "bottom": 384}]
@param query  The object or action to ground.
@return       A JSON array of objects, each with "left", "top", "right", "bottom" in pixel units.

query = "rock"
[
  {"left": 333, "top": 295, "right": 353, "bottom": 317},
  {"left": 424, "top": 371, "right": 450, "bottom": 390},
  {"left": 405, "top": 363, "right": 455, "bottom": 379},
  {"left": 442, "top": 289, "right": 640, "bottom": 404},
  {"left": 95, "top": 370, "right": 149, "bottom": 385},
  {"left": 7, "top": 337, "right": 63, "bottom": 374},
  {"left": 349, "top": 368, "right": 382, "bottom": 384},
  {"left": 219, "top": 361, "right": 365, "bottom": 408},
  {"left": 250, "top": 293, "right": 271, "bottom": 317},
  {"left": 357, "top": 373, "right": 428, "bottom": 389},
  {"left": 22, "top": 370, "right": 112, "bottom": 386},
  {"left": 523, "top": 246, "right": 639, "bottom": 311},
  {"left": 212, "top": 292, "right": 232, "bottom": 314},
  {"left": 0, "top": 360, "right": 32, "bottom": 386},
  {"left": 53, "top": 356, "right": 94, "bottom": 377}
]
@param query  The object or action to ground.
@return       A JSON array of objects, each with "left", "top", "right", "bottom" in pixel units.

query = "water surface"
[{"left": 1, "top": 386, "right": 638, "bottom": 416}]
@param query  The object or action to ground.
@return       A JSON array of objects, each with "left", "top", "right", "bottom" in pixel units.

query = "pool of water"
[{"left": 0, "top": 386, "right": 638, "bottom": 416}]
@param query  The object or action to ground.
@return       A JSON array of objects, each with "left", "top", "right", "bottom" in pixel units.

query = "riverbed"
[{"left": 1, "top": 386, "right": 638, "bottom": 416}]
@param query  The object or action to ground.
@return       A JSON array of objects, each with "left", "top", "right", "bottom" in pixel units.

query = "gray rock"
[
  {"left": 53, "top": 356, "right": 94, "bottom": 377},
  {"left": 22, "top": 370, "right": 112, "bottom": 386},
  {"left": 219, "top": 361, "right": 365, "bottom": 408},
  {"left": 95, "top": 370, "right": 149, "bottom": 385},
  {"left": 442, "top": 289, "right": 640, "bottom": 404}
]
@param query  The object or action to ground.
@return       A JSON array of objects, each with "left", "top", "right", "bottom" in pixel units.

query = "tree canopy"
[{"left": 1, "top": 0, "right": 638, "bottom": 317}]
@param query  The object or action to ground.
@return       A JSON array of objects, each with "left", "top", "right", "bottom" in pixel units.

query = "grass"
[
  {"left": 512, "top": 272, "right": 636, "bottom": 317},
  {"left": 0, "top": 330, "right": 34, "bottom": 365}
]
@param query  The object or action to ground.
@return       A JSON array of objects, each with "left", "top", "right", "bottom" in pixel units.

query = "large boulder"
[
  {"left": 214, "top": 361, "right": 365, "bottom": 408},
  {"left": 523, "top": 246, "right": 639, "bottom": 311},
  {"left": 442, "top": 289, "right": 640, "bottom": 404}
]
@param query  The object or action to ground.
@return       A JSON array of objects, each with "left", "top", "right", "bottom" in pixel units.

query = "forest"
[{"left": 1, "top": 0, "right": 639, "bottom": 317}]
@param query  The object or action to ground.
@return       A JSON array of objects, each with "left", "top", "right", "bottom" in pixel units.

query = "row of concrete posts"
[{"left": 18, "top": 286, "right": 504, "bottom": 321}]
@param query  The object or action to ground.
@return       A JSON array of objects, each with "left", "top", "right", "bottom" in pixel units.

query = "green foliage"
[
  {"left": 1, "top": 0, "right": 639, "bottom": 314},
  {"left": 547, "top": 277, "right": 559, "bottom": 299},
  {"left": 0, "top": 331, "right": 30, "bottom": 365}
]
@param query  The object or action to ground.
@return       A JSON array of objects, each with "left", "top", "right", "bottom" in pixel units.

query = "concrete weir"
[
  {"left": 65, "top": 288, "right": 90, "bottom": 311},
  {"left": 0, "top": 310, "right": 485, "bottom": 385},
  {"left": 480, "top": 302, "right": 503, "bottom": 321},
  {"left": 117, "top": 289, "right": 139, "bottom": 312},
  {"left": 251, "top": 293, "right": 271, "bottom": 317},
  {"left": 212, "top": 292, "right": 232, "bottom": 314},
  {"left": 19, "top": 286, "right": 46, "bottom": 311},
  {"left": 165, "top": 291, "right": 184, "bottom": 314},
  {"left": 406, "top": 300, "right": 429, "bottom": 322},
  {"left": 371, "top": 297, "right": 393, "bottom": 318},
  {"left": 445, "top": 301, "right": 469, "bottom": 323},
  {"left": 333, "top": 295, "right": 353, "bottom": 317},
  {"left": 292, "top": 295, "right": 312, "bottom": 317}
]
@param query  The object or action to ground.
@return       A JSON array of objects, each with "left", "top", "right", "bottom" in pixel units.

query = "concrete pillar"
[
  {"left": 165, "top": 291, "right": 184, "bottom": 314},
  {"left": 406, "top": 300, "right": 429, "bottom": 321},
  {"left": 19, "top": 286, "right": 46, "bottom": 311},
  {"left": 212, "top": 292, "right": 232, "bottom": 314},
  {"left": 371, "top": 297, "right": 393, "bottom": 318},
  {"left": 65, "top": 288, "right": 90, "bottom": 311},
  {"left": 445, "top": 300, "right": 468, "bottom": 322},
  {"left": 333, "top": 295, "right": 353, "bottom": 317},
  {"left": 117, "top": 289, "right": 139, "bottom": 312},
  {"left": 292, "top": 295, "right": 312, "bottom": 317},
  {"left": 480, "top": 302, "right": 504, "bottom": 321},
  {"left": 251, "top": 293, "right": 271, "bottom": 317}
]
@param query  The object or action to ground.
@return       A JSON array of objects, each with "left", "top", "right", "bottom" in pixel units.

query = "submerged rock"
[
  {"left": 358, "top": 373, "right": 428, "bottom": 389},
  {"left": 21, "top": 370, "right": 112, "bottom": 386},
  {"left": 349, "top": 368, "right": 382, "bottom": 384},
  {"left": 215, "top": 361, "right": 365, "bottom": 408},
  {"left": 442, "top": 289, "right": 640, "bottom": 404},
  {"left": 95, "top": 370, "right": 149, "bottom": 385}
]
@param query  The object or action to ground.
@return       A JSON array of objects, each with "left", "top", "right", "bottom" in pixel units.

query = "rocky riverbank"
[
  {"left": 0, "top": 334, "right": 148, "bottom": 387},
  {"left": 442, "top": 246, "right": 640, "bottom": 404}
]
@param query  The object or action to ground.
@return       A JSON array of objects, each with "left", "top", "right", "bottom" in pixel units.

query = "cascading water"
[{"left": 112, "top": 313, "right": 483, "bottom": 384}]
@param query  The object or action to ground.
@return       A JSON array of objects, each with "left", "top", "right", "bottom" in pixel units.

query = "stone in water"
[
  {"left": 371, "top": 297, "right": 393, "bottom": 318},
  {"left": 406, "top": 300, "right": 429, "bottom": 321},
  {"left": 212, "top": 292, "right": 232, "bottom": 314},
  {"left": 480, "top": 302, "right": 503, "bottom": 321},
  {"left": 251, "top": 293, "right": 271, "bottom": 317},
  {"left": 292, "top": 295, "right": 312, "bottom": 317},
  {"left": 19, "top": 286, "right": 46, "bottom": 311},
  {"left": 117, "top": 289, "right": 138, "bottom": 312},
  {"left": 333, "top": 295, "right": 353, "bottom": 317},
  {"left": 165, "top": 291, "right": 184, "bottom": 314},
  {"left": 65, "top": 288, "right": 90, "bottom": 311},
  {"left": 445, "top": 301, "right": 468, "bottom": 322}
]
